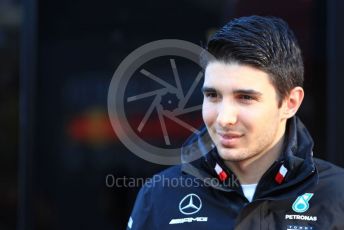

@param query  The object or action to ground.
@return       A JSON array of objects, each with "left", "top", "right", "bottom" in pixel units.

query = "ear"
[{"left": 282, "top": 86, "right": 304, "bottom": 119}]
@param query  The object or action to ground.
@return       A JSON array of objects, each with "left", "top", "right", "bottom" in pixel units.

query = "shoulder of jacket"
[
  {"left": 314, "top": 157, "right": 344, "bottom": 175},
  {"left": 313, "top": 157, "right": 344, "bottom": 189},
  {"left": 139, "top": 165, "right": 183, "bottom": 194}
]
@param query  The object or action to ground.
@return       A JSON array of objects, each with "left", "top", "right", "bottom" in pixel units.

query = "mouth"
[{"left": 217, "top": 132, "right": 243, "bottom": 147}]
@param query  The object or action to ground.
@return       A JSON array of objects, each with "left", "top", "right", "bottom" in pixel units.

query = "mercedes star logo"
[{"left": 179, "top": 193, "right": 202, "bottom": 215}]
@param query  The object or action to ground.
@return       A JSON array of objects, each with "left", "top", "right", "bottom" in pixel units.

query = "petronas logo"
[{"left": 292, "top": 193, "right": 314, "bottom": 213}]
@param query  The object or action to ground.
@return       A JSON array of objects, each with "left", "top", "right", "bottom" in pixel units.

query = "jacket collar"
[{"left": 181, "top": 116, "right": 317, "bottom": 196}]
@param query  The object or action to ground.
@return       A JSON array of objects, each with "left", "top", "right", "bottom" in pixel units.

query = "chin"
[
  {"left": 220, "top": 156, "right": 246, "bottom": 162},
  {"left": 217, "top": 147, "right": 246, "bottom": 162}
]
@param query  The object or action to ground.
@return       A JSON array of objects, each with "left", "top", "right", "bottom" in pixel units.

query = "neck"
[{"left": 225, "top": 132, "right": 286, "bottom": 185}]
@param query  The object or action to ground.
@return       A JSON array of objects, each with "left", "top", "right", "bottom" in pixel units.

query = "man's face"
[{"left": 202, "top": 62, "right": 287, "bottom": 163}]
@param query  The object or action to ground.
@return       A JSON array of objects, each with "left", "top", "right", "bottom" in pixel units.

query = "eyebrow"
[
  {"left": 201, "top": 86, "right": 216, "bottom": 93},
  {"left": 202, "top": 86, "right": 263, "bottom": 96},
  {"left": 233, "top": 89, "right": 263, "bottom": 96}
]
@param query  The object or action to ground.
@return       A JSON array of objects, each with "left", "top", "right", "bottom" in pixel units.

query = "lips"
[
  {"left": 218, "top": 132, "right": 243, "bottom": 138},
  {"left": 217, "top": 132, "right": 243, "bottom": 147}
]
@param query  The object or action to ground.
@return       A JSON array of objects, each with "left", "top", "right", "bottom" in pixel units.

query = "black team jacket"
[{"left": 127, "top": 117, "right": 344, "bottom": 230}]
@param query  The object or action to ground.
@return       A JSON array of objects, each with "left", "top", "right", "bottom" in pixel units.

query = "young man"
[{"left": 127, "top": 16, "right": 344, "bottom": 229}]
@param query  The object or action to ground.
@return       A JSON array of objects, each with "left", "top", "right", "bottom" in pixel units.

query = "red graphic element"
[
  {"left": 275, "top": 164, "right": 288, "bottom": 184},
  {"left": 215, "top": 163, "right": 228, "bottom": 182},
  {"left": 67, "top": 108, "right": 203, "bottom": 146}
]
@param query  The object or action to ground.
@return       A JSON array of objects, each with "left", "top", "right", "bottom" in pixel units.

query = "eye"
[
  {"left": 237, "top": 94, "right": 258, "bottom": 104},
  {"left": 203, "top": 91, "right": 220, "bottom": 102},
  {"left": 239, "top": 95, "right": 254, "bottom": 100},
  {"left": 204, "top": 92, "right": 218, "bottom": 98}
]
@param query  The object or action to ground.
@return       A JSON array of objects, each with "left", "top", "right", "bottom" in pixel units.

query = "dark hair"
[{"left": 206, "top": 15, "right": 304, "bottom": 105}]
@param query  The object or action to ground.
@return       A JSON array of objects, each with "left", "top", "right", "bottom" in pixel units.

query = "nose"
[{"left": 216, "top": 101, "right": 238, "bottom": 128}]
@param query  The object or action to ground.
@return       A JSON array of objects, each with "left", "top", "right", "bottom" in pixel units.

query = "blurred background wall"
[{"left": 1, "top": 0, "right": 344, "bottom": 229}]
